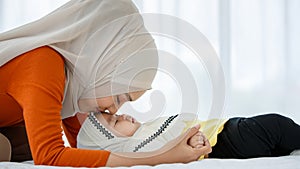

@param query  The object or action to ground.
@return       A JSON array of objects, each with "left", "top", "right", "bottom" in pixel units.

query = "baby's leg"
[
  {"left": 209, "top": 113, "right": 300, "bottom": 158},
  {"left": 258, "top": 114, "right": 300, "bottom": 156}
]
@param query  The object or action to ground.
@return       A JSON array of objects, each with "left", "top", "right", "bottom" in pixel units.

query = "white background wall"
[
  {"left": 1, "top": 0, "right": 300, "bottom": 124},
  {"left": 131, "top": 0, "right": 300, "bottom": 124}
]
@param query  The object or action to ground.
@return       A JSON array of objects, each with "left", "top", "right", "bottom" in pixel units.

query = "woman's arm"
[
  {"left": 9, "top": 47, "right": 109, "bottom": 167},
  {"left": 106, "top": 125, "right": 212, "bottom": 167}
]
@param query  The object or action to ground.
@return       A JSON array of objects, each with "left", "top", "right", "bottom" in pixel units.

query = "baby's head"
[
  {"left": 77, "top": 112, "right": 187, "bottom": 152},
  {"left": 95, "top": 112, "right": 141, "bottom": 137},
  {"left": 77, "top": 112, "right": 145, "bottom": 152}
]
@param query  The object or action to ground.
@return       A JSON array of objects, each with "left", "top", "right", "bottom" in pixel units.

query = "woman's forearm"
[{"left": 106, "top": 151, "right": 170, "bottom": 167}]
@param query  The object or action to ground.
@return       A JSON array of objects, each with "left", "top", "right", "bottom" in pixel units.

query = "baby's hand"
[{"left": 188, "top": 131, "right": 206, "bottom": 148}]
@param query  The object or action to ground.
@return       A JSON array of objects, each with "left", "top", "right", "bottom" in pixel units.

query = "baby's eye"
[{"left": 114, "top": 120, "right": 118, "bottom": 126}]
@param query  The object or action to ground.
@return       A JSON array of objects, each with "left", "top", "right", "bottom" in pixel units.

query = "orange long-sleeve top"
[{"left": 0, "top": 46, "right": 110, "bottom": 167}]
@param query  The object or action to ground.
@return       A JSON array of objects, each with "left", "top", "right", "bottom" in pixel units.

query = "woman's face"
[
  {"left": 78, "top": 91, "right": 145, "bottom": 114},
  {"left": 97, "top": 113, "right": 141, "bottom": 137}
]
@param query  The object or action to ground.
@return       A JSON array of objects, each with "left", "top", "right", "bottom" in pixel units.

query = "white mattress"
[{"left": 1, "top": 155, "right": 300, "bottom": 169}]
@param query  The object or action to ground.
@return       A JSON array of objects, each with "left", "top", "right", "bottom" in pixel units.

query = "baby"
[
  {"left": 78, "top": 112, "right": 300, "bottom": 159},
  {"left": 77, "top": 112, "right": 225, "bottom": 153}
]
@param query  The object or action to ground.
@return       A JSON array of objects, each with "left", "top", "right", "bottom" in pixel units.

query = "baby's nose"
[
  {"left": 119, "top": 114, "right": 131, "bottom": 121},
  {"left": 117, "top": 114, "right": 126, "bottom": 120}
]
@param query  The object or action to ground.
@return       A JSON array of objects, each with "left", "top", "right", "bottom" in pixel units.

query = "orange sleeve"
[
  {"left": 62, "top": 113, "right": 88, "bottom": 148},
  {"left": 62, "top": 114, "right": 85, "bottom": 148},
  {"left": 7, "top": 47, "right": 110, "bottom": 167}
]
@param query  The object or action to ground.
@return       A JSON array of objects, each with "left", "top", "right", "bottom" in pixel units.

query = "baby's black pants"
[{"left": 209, "top": 113, "right": 300, "bottom": 158}]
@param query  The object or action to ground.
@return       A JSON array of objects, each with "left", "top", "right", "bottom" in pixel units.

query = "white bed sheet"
[{"left": 1, "top": 154, "right": 300, "bottom": 169}]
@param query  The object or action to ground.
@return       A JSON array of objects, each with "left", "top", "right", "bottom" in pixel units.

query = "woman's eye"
[{"left": 114, "top": 120, "right": 118, "bottom": 126}]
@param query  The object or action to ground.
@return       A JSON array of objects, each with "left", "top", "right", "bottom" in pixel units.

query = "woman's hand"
[
  {"left": 106, "top": 124, "right": 212, "bottom": 167},
  {"left": 158, "top": 124, "right": 212, "bottom": 163}
]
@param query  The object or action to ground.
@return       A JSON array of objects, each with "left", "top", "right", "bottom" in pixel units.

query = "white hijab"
[{"left": 0, "top": 0, "right": 158, "bottom": 118}]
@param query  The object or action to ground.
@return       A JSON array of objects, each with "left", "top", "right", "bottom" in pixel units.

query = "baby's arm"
[{"left": 188, "top": 131, "right": 207, "bottom": 148}]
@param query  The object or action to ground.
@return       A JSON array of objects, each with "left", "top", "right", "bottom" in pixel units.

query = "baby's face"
[{"left": 97, "top": 113, "right": 141, "bottom": 137}]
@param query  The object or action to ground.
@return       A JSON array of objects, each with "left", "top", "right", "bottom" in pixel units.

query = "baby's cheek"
[
  {"left": 114, "top": 125, "right": 126, "bottom": 136},
  {"left": 127, "top": 124, "right": 139, "bottom": 136},
  {"left": 114, "top": 123, "right": 133, "bottom": 136}
]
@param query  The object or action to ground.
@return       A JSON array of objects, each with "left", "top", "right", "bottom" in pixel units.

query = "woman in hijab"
[{"left": 0, "top": 0, "right": 211, "bottom": 167}]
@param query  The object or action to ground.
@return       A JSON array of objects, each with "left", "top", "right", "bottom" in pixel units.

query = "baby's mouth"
[{"left": 126, "top": 115, "right": 136, "bottom": 123}]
